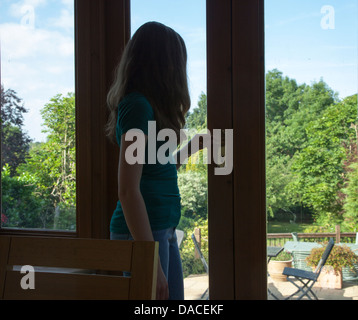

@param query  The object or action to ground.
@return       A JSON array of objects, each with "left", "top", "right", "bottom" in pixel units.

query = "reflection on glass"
[
  {"left": 0, "top": 0, "right": 75, "bottom": 231},
  {"left": 265, "top": 1, "right": 358, "bottom": 236}
]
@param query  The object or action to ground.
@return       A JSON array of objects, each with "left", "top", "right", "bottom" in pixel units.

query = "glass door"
[
  {"left": 265, "top": 0, "right": 358, "bottom": 299},
  {"left": 130, "top": 0, "right": 208, "bottom": 300}
]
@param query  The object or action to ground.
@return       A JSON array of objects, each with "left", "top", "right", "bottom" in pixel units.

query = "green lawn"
[{"left": 267, "top": 221, "right": 312, "bottom": 234}]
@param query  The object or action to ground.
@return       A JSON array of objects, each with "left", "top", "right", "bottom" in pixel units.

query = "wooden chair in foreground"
[{"left": 0, "top": 236, "right": 158, "bottom": 300}]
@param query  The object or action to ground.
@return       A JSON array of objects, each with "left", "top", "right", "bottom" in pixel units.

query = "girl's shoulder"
[
  {"left": 117, "top": 92, "right": 155, "bottom": 132},
  {"left": 118, "top": 92, "right": 154, "bottom": 117},
  {"left": 119, "top": 92, "right": 151, "bottom": 108}
]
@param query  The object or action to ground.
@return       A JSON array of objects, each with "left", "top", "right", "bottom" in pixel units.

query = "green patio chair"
[
  {"left": 291, "top": 232, "right": 299, "bottom": 242},
  {"left": 282, "top": 238, "right": 335, "bottom": 300}
]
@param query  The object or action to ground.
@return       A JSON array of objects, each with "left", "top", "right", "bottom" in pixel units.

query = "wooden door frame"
[
  {"left": 75, "top": 0, "right": 130, "bottom": 238},
  {"left": 206, "top": 0, "right": 235, "bottom": 299},
  {"left": 207, "top": 0, "right": 266, "bottom": 299}
]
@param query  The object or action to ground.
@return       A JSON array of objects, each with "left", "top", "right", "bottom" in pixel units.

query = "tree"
[
  {"left": 265, "top": 70, "right": 340, "bottom": 222},
  {"left": 40, "top": 92, "right": 76, "bottom": 208},
  {"left": 266, "top": 70, "right": 338, "bottom": 159},
  {"left": 265, "top": 70, "right": 308, "bottom": 220},
  {"left": 266, "top": 69, "right": 305, "bottom": 124},
  {"left": 18, "top": 93, "right": 76, "bottom": 230},
  {"left": 1, "top": 85, "right": 27, "bottom": 127},
  {"left": 185, "top": 92, "right": 207, "bottom": 129},
  {"left": 288, "top": 94, "right": 357, "bottom": 227},
  {"left": 283, "top": 79, "right": 338, "bottom": 154},
  {"left": 266, "top": 142, "right": 295, "bottom": 220},
  {"left": 1, "top": 85, "right": 32, "bottom": 174},
  {"left": 342, "top": 163, "right": 358, "bottom": 231},
  {"left": 341, "top": 95, "right": 358, "bottom": 231}
]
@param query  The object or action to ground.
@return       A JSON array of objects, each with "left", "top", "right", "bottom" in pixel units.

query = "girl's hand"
[{"left": 156, "top": 264, "right": 169, "bottom": 300}]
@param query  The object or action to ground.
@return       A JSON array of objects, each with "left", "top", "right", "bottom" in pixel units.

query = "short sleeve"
[{"left": 116, "top": 93, "right": 155, "bottom": 146}]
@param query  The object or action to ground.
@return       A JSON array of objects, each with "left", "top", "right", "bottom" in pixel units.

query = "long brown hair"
[{"left": 106, "top": 22, "right": 191, "bottom": 143}]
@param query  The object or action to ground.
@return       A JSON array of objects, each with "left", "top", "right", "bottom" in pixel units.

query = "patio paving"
[
  {"left": 183, "top": 274, "right": 358, "bottom": 300},
  {"left": 268, "top": 277, "right": 358, "bottom": 300},
  {"left": 184, "top": 274, "right": 209, "bottom": 300}
]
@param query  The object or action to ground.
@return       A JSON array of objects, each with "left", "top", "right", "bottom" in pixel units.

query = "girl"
[{"left": 106, "top": 22, "right": 207, "bottom": 300}]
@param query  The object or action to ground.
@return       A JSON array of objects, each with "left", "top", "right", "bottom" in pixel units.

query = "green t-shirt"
[{"left": 110, "top": 92, "right": 181, "bottom": 234}]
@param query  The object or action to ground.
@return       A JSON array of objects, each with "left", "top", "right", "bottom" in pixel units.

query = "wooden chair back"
[{"left": 0, "top": 236, "right": 158, "bottom": 300}]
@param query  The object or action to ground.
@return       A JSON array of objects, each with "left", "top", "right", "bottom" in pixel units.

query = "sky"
[
  {"left": 265, "top": 0, "right": 358, "bottom": 99},
  {"left": 0, "top": 0, "right": 357, "bottom": 142}
]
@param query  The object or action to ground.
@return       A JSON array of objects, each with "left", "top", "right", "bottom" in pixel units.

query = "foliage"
[
  {"left": 179, "top": 218, "right": 208, "bottom": 278},
  {"left": 177, "top": 93, "right": 209, "bottom": 276},
  {"left": 1, "top": 85, "right": 32, "bottom": 175},
  {"left": 306, "top": 244, "right": 358, "bottom": 274},
  {"left": 342, "top": 162, "right": 358, "bottom": 231},
  {"left": 265, "top": 70, "right": 339, "bottom": 222},
  {"left": 1, "top": 85, "right": 28, "bottom": 127},
  {"left": 2, "top": 92, "right": 76, "bottom": 230},
  {"left": 177, "top": 91, "right": 208, "bottom": 227},
  {"left": 265, "top": 69, "right": 358, "bottom": 231},
  {"left": 302, "top": 225, "right": 336, "bottom": 234},
  {"left": 270, "top": 250, "right": 292, "bottom": 261},
  {"left": 25, "top": 93, "right": 76, "bottom": 229},
  {"left": 288, "top": 94, "right": 358, "bottom": 228},
  {"left": 1, "top": 164, "right": 51, "bottom": 228},
  {"left": 178, "top": 86, "right": 209, "bottom": 276},
  {"left": 185, "top": 92, "right": 207, "bottom": 129},
  {"left": 178, "top": 171, "right": 207, "bottom": 220},
  {"left": 266, "top": 143, "right": 294, "bottom": 219}
]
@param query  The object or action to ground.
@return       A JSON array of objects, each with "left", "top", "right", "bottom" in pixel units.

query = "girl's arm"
[
  {"left": 118, "top": 133, "right": 169, "bottom": 300},
  {"left": 118, "top": 135, "right": 153, "bottom": 240}
]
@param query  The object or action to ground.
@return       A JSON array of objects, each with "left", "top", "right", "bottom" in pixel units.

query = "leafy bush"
[
  {"left": 178, "top": 171, "right": 207, "bottom": 219},
  {"left": 271, "top": 250, "right": 292, "bottom": 261},
  {"left": 1, "top": 164, "right": 47, "bottom": 228},
  {"left": 306, "top": 244, "right": 358, "bottom": 274}
]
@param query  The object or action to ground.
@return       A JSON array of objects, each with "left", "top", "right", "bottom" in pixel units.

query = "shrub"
[
  {"left": 306, "top": 244, "right": 358, "bottom": 274},
  {"left": 271, "top": 250, "right": 292, "bottom": 261},
  {"left": 177, "top": 171, "right": 207, "bottom": 219}
]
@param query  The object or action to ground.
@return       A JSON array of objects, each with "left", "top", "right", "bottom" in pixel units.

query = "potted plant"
[
  {"left": 306, "top": 244, "right": 358, "bottom": 289},
  {"left": 268, "top": 250, "right": 293, "bottom": 282}
]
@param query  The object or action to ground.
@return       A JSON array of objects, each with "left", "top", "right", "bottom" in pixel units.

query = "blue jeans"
[{"left": 110, "top": 227, "right": 184, "bottom": 300}]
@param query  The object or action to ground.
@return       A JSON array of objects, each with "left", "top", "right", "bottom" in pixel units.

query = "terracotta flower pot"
[
  {"left": 316, "top": 266, "right": 343, "bottom": 290},
  {"left": 268, "top": 259, "right": 293, "bottom": 282}
]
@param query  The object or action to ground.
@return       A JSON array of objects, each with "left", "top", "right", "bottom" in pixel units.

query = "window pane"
[
  {"left": 130, "top": 0, "right": 208, "bottom": 299},
  {"left": 0, "top": 0, "right": 76, "bottom": 231},
  {"left": 266, "top": 0, "right": 358, "bottom": 298}
]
